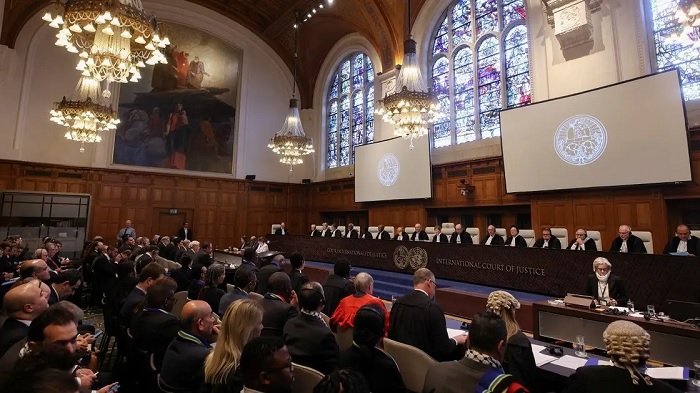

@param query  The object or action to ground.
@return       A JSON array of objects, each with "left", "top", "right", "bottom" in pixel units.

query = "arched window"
[
  {"left": 647, "top": 0, "right": 700, "bottom": 100},
  {"left": 429, "top": 0, "right": 530, "bottom": 148},
  {"left": 327, "top": 53, "right": 374, "bottom": 168}
]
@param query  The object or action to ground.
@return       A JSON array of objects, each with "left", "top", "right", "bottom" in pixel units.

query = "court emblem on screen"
[
  {"left": 554, "top": 115, "right": 607, "bottom": 166},
  {"left": 377, "top": 154, "right": 400, "bottom": 186},
  {"left": 393, "top": 246, "right": 428, "bottom": 270}
]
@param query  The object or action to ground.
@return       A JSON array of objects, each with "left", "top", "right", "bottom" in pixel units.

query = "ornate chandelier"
[
  {"left": 670, "top": 0, "right": 700, "bottom": 44},
  {"left": 375, "top": 0, "right": 445, "bottom": 149},
  {"left": 43, "top": 0, "right": 169, "bottom": 90},
  {"left": 268, "top": 14, "right": 314, "bottom": 172},
  {"left": 49, "top": 76, "right": 120, "bottom": 152}
]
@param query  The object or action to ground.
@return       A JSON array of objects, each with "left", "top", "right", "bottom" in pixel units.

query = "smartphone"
[
  {"left": 93, "top": 329, "right": 104, "bottom": 339},
  {"left": 107, "top": 382, "right": 120, "bottom": 393}
]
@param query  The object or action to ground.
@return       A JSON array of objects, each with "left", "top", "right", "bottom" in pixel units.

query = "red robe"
[{"left": 330, "top": 293, "right": 390, "bottom": 335}]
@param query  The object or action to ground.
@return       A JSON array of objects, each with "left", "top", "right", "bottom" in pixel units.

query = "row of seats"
[{"left": 272, "top": 224, "right": 679, "bottom": 254}]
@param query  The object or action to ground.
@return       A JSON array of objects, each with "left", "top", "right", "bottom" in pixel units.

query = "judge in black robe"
[
  {"left": 567, "top": 233, "right": 597, "bottom": 251},
  {"left": 505, "top": 226, "right": 528, "bottom": 247},
  {"left": 609, "top": 231, "right": 646, "bottom": 253},
  {"left": 432, "top": 232, "right": 449, "bottom": 243},
  {"left": 376, "top": 226, "right": 391, "bottom": 240},
  {"left": 309, "top": 225, "right": 321, "bottom": 237},
  {"left": 450, "top": 229, "right": 473, "bottom": 245},
  {"left": 663, "top": 233, "right": 700, "bottom": 255},
  {"left": 362, "top": 230, "right": 373, "bottom": 239},
  {"left": 345, "top": 225, "right": 359, "bottom": 239},
  {"left": 411, "top": 226, "right": 429, "bottom": 241},
  {"left": 392, "top": 227, "right": 409, "bottom": 241},
  {"left": 533, "top": 235, "right": 561, "bottom": 249}
]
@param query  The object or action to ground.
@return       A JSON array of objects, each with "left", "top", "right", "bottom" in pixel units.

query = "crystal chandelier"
[
  {"left": 268, "top": 14, "right": 314, "bottom": 172},
  {"left": 42, "top": 0, "right": 169, "bottom": 91},
  {"left": 49, "top": 76, "right": 120, "bottom": 152},
  {"left": 670, "top": 0, "right": 700, "bottom": 44},
  {"left": 375, "top": 0, "right": 445, "bottom": 149}
]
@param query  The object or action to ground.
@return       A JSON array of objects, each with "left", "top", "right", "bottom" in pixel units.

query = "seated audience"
[
  {"left": 411, "top": 223, "right": 429, "bottom": 241},
  {"left": 257, "top": 254, "right": 284, "bottom": 295},
  {"left": 338, "top": 304, "right": 406, "bottom": 392},
  {"left": 450, "top": 224, "right": 473, "bottom": 244},
  {"left": 240, "top": 248, "right": 259, "bottom": 273},
  {"left": 130, "top": 277, "right": 180, "bottom": 366},
  {"left": 481, "top": 225, "right": 505, "bottom": 246},
  {"left": 533, "top": 228, "right": 561, "bottom": 249},
  {"left": 239, "top": 337, "right": 294, "bottom": 393},
  {"left": 19, "top": 259, "right": 51, "bottom": 282},
  {"left": 322, "top": 258, "right": 355, "bottom": 316},
  {"left": 568, "top": 229, "right": 597, "bottom": 251},
  {"left": 663, "top": 224, "right": 700, "bottom": 255},
  {"left": 423, "top": 311, "right": 528, "bottom": 393},
  {"left": 376, "top": 225, "right": 391, "bottom": 240},
  {"left": 203, "top": 299, "right": 264, "bottom": 393},
  {"left": 171, "top": 254, "right": 194, "bottom": 292},
  {"left": 92, "top": 245, "right": 118, "bottom": 302},
  {"left": 188, "top": 263, "right": 208, "bottom": 300},
  {"left": 31, "top": 248, "right": 48, "bottom": 262},
  {"left": 584, "top": 257, "right": 628, "bottom": 306},
  {"left": 431, "top": 225, "right": 449, "bottom": 243},
  {"left": 609, "top": 225, "right": 647, "bottom": 253},
  {"left": 288, "top": 253, "right": 309, "bottom": 294},
  {"left": 330, "top": 272, "right": 389, "bottom": 334},
  {"left": 174, "top": 238, "right": 189, "bottom": 263},
  {"left": 195, "top": 242, "right": 215, "bottom": 267},
  {"left": 388, "top": 268, "right": 467, "bottom": 361},
  {"left": 256, "top": 237, "right": 269, "bottom": 254},
  {"left": 135, "top": 244, "right": 160, "bottom": 271},
  {"left": 261, "top": 272, "right": 298, "bottom": 337},
  {"left": 160, "top": 300, "right": 218, "bottom": 392},
  {"left": 505, "top": 225, "right": 527, "bottom": 247},
  {"left": 563, "top": 320, "right": 683, "bottom": 393},
  {"left": 0, "top": 281, "right": 49, "bottom": 357},
  {"left": 220, "top": 267, "right": 258, "bottom": 315},
  {"left": 283, "top": 282, "right": 339, "bottom": 374},
  {"left": 198, "top": 263, "right": 226, "bottom": 313},
  {"left": 345, "top": 223, "right": 359, "bottom": 238},
  {"left": 48, "top": 269, "right": 82, "bottom": 305},
  {"left": 486, "top": 291, "right": 539, "bottom": 393},
  {"left": 119, "top": 262, "right": 165, "bottom": 326},
  {"left": 313, "top": 369, "right": 371, "bottom": 393},
  {"left": 393, "top": 227, "right": 408, "bottom": 241}
]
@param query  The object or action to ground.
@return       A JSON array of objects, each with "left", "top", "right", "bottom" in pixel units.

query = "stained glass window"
[
  {"left": 326, "top": 53, "right": 375, "bottom": 168},
  {"left": 429, "top": 0, "right": 530, "bottom": 147},
  {"left": 648, "top": 0, "right": 700, "bottom": 100}
]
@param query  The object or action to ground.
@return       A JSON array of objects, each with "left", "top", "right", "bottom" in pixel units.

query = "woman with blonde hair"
[
  {"left": 201, "top": 299, "right": 264, "bottom": 393},
  {"left": 486, "top": 290, "right": 539, "bottom": 393}
]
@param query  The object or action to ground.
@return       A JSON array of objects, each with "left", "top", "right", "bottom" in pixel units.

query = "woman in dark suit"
[
  {"left": 486, "top": 291, "right": 539, "bottom": 393},
  {"left": 505, "top": 225, "right": 528, "bottom": 247},
  {"left": 584, "top": 257, "right": 628, "bottom": 306}
]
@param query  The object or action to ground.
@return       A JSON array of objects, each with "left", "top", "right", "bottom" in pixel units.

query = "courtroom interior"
[{"left": 0, "top": 0, "right": 700, "bottom": 392}]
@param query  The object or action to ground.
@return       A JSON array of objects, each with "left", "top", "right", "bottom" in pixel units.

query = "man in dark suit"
[
  {"left": 393, "top": 227, "right": 409, "bottom": 241},
  {"left": 450, "top": 224, "right": 473, "bottom": 245},
  {"left": 431, "top": 225, "right": 449, "bottom": 243},
  {"left": 160, "top": 300, "right": 215, "bottom": 392},
  {"left": 194, "top": 242, "right": 214, "bottom": 267},
  {"left": 533, "top": 228, "right": 562, "bottom": 249},
  {"left": 663, "top": 224, "right": 700, "bottom": 255},
  {"left": 136, "top": 245, "right": 159, "bottom": 272},
  {"left": 376, "top": 225, "right": 391, "bottom": 240},
  {"left": 131, "top": 277, "right": 180, "bottom": 367},
  {"left": 261, "top": 272, "right": 299, "bottom": 337},
  {"left": 177, "top": 222, "right": 194, "bottom": 241},
  {"left": 174, "top": 239, "right": 189, "bottom": 263},
  {"left": 609, "top": 225, "right": 646, "bottom": 253},
  {"left": 322, "top": 259, "right": 355, "bottom": 316},
  {"left": 219, "top": 267, "right": 257, "bottom": 315},
  {"left": 170, "top": 254, "right": 193, "bottom": 293},
  {"left": 119, "top": 262, "right": 166, "bottom": 326},
  {"left": 119, "top": 236, "right": 136, "bottom": 253},
  {"left": 288, "top": 253, "right": 309, "bottom": 294},
  {"left": 481, "top": 225, "right": 505, "bottom": 246},
  {"left": 411, "top": 223, "right": 429, "bottom": 241},
  {"left": 48, "top": 269, "right": 82, "bottom": 306},
  {"left": 568, "top": 229, "right": 597, "bottom": 251},
  {"left": 389, "top": 268, "right": 467, "bottom": 361},
  {"left": 584, "top": 258, "right": 628, "bottom": 306},
  {"left": 505, "top": 225, "right": 528, "bottom": 247},
  {"left": 257, "top": 254, "right": 284, "bottom": 295},
  {"left": 345, "top": 223, "right": 359, "bottom": 238},
  {"left": 240, "top": 247, "right": 259, "bottom": 271},
  {"left": 329, "top": 224, "right": 343, "bottom": 238},
  {"left": 92, "top": 245, "right": 119, "bottom": 301},
  {"left": 283, "top": 282, "right": 338, "bottom": 375},
  {"left": 423, "top": 312, "right": 527, "bottom": 393},
  {"left": 274, "top": 222, "right": 288, "bottom": 236},
  {"left": 162, "top": 236, "right": 178, "bottom": 261},
  {"left": 309, "top": 224, "right": 321, "bottom": 237},
  {"left": 0, "top": 281, "right": 49, "bottom": 357}
]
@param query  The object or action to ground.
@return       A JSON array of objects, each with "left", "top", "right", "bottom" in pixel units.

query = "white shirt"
[
  {"left": 571, "top": 239, "right": 589, "bottom": 250},
  {"left": 678, "top": 240, "right": 688, "bottom": 253},
  {"left": 377, "top": 231, "right": 385, "bottom": 239},
  {"left": 435, "top": 233, "right": 441, "bottom": 243},
  {"left": 397, "top": 235, "right": 403, "bottom": 240},
  {"left": 597, "top": 281, "right": 610, "bottom": 302},
  {"left": 346, "top": 230, "right": 353, "bottom": 238},
  {"left": 256, "top": 243, "right": 269, "bottom": 254},
  {"left": 508, "top": 235, "right": 519, "bottom": 247},
  {"left": 485, "top": 235, "right": 493, "bottom": 245},
  {"left": 321, "top": 229, "right": 329, "bottom": 236}
]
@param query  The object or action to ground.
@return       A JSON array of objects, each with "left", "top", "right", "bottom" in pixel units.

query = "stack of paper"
[
  {"left": 551, "top": 355, "right": 589, "bottom": 370},
  {"left": 531, "top": 344, "right": 557, "bottom": 367}
]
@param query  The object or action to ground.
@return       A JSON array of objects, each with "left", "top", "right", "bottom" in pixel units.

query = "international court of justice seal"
[
  {"left": 553, "top": 115, "right": 607, "bottom": 166},
  {"left": 377, "top": 154, "right": 400, "bottom": 186}
]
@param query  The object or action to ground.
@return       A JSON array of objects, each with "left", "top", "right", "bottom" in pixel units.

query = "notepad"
[
  {"left": 646, "top": 367, "right": 688, "bottom": 380},
  {"left": 551, "top": 355, "right": 589, "bottom": 370},
  {"left": 446, "top": 328, "right": 466, "bottom": 338}
]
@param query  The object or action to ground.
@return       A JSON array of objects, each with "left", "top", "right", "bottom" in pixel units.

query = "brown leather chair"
[
  {"left": 292, "top": 362, "right": 324, "bottom": 393},
  {"left": 383, "top": 338, "right": 436, "bottom": 393}
]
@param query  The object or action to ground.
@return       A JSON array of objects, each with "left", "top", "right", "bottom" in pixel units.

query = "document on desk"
[
  {"left": 551, "top": 355, "right": 589, "bottom": 370},
  {"left": 530, "top": 344, "right": 557, "bottom": 367},
  {"left": 646, "top": 367, "right": 688, "bottom": 380},
  {"left": 446, "top": 328, "right": 466, "bottom": 338}
]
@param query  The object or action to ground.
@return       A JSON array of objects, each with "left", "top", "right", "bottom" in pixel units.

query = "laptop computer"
[{"left": 664, "top": 300, "right": 700, "bottom": 321}]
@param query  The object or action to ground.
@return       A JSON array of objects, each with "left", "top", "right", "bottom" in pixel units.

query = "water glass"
[
  {"left": 647, "top": 305, "right": 656, "bottom": 316},
  {"left": 627, "top": 299, "right": 635, "bottom": 312},
  {"left": 574, "top": 335, "right": 587, "bottom": 358},
  {"left": 692, "top": 360, "right": 700, "bottom": 387}
]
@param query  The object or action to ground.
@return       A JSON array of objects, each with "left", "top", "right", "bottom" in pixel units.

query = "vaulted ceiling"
[{"left": 1, "top": 0, "right": 428, "bottom": 108}]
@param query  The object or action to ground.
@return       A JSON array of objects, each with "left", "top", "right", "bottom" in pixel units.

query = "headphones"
[
  {"left": 547, "top": 345, "right": 564, "bottom": 357},
  {"left": 603, "top": 308, "right": 628, "bottom": 316}
]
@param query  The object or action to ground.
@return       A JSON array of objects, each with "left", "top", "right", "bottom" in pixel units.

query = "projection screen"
[
  {"left": 354, "top": 136, "right": 432, "bottom": 202},
  {"left": 500, "top": 70, "right": 692, "bottom": 193}
]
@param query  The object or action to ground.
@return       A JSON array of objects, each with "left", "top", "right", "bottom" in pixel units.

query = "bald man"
[
  {"left": 0, "top": 282, "right": 49, "bottom": 357},
  {"left": 663, "top": 224, "right": 700, "bottom": 256},
  {"left": 609, "top": 225, "right": 646, "bottom": 253},
  {"left": 160, "top": 300, "right": 217, "bottom": 392},
  {"left": 19, "top": 259, "right": 51, "bottom": 283}
]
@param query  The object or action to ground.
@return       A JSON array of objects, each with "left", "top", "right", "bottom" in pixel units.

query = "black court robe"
[
  {"left": 393, "top": 233, "right": 410, "bottom": 241},
  {"left": 505, "top": 330, "right": 540, "bottom": 393},
  {"left": 310, "top": 229, "right": 321, "bottom": 237},
  {"left": 563, "top": 365, "right": 682, "bottom": 393},
  {"left": 532, "top": 236, "right": 561, "bottom": 249},
  {"left": 411, "top": 231, "right": 429, "bottom": 241},
  {"left": 662, "top": 236, "right": 700, "bottom": 255},
  {"left": 567, "top": 238, "right": 597, "bottom": 251},
  {"left": 505, "top": 235, "right": 528, "bottom": 247},
  {"left": 584, "top": 274, "right": 628, "bottom": 305},
  {"left": 450, "top": 232, "right": 473, "bottom": 244},
  {"left": 376, "top": 231, "right": 391, "bottom": 240},
  {"left": 480, "top": 234, "right": 505, "bottom": 246},
  {"left": 346, "top": 229, "right": 359, "bottom": 239},
  {"left": 609, "top": 234, "right": 647, "bottom": 253},
  {"left": 431, "top": 233, "right": 449, "bottom": 243}
]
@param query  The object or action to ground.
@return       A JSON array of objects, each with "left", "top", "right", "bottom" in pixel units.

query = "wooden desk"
[
  {"left": 533, "top": 301, "right": 700, "bottom": 368},
  {"left": 268, "top": 235, "right": 700, "bottom": 309}
]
